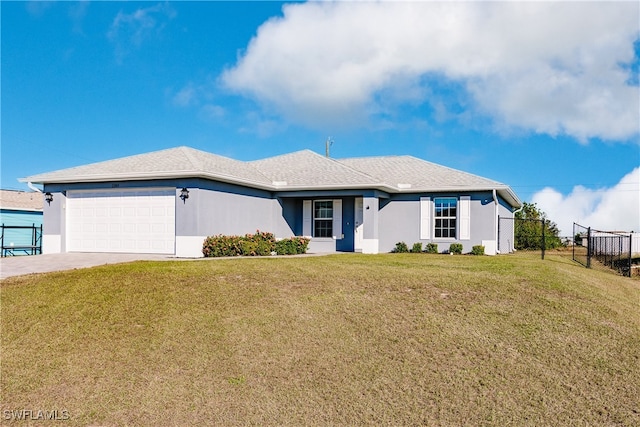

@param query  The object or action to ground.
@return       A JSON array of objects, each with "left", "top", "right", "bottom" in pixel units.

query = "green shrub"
[
  {"left": 471, "top": 245, "right": 485, "bottom": 256},
  {"left": 392, "top": 242, "right": 409, "bottom": 253},
  {"left": 293, "top": 236, "right": 310, "bottom": 254},
  {"left": 411, "top": 242, "right": 423, "bottom": 253},
  {"left": 241, "top": 231, "right": 276, "bottom": 256},
  {"left": 424, "top": 243, "right": 438, "bottom": 254},
  {"left": 275, "top": 239, "right": 295, "bottom": 255},
  {"left": 202, "top": 231, "right": 310, "bottom": 257},
  {"left": 202, "top": 235, "right": 244, "bottom": 257},
  {"left": 449, "top": 243, "right": 463, "bottom": 255},
  {"left": 275, "top": 237, "right": 310, "bottom": 255}
]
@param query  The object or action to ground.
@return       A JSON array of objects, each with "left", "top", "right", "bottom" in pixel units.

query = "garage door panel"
[
  {"left": 67, "top": 188, "right": 175, "bottom": 254},
  {"left": 151, "top": 223, "right": 166, "bottom": 233}
]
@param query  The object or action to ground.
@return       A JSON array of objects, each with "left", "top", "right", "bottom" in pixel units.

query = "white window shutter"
[
  {"left": 303, "top": 200, "right": 312, "bottom": 237},
  {"left": 420, "top": 197, "right": 431, "bottom": 239},
  {"left": 332, "top": 199, "right": 342, "bottom": 239},
  {"left": 459, "top": 196, "right": 470, "bottom": 240}
]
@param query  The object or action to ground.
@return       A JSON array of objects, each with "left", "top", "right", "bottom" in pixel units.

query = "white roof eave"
[
  {"left": 21, "top": 172, "right": 522, "bottom": 208},
  {"left": 20, "top": 171, "right": 275, "bottom": 191}
]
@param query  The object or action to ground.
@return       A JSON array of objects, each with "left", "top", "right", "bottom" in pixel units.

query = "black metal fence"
[
  {"left": 573, "top": 223, "right": 590, "bottom": 269},
  {"left": 0, "top": 224, "right": 42, "bottom": 257},
  {"left": 573, "top": 222, "right": 633, "bottom": 277}
]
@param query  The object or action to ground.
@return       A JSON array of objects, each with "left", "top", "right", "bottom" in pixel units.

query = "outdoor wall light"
[
  {"left": 44, "top": 192, "right": 53, "bottom": 205},
  {"left": 180, "top": 187, "right": 189, "bottom": 203}
]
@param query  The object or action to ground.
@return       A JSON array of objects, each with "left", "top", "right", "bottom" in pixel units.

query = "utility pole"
[{"left": 325, "top": 137, "right": 333, "bottom": 158}]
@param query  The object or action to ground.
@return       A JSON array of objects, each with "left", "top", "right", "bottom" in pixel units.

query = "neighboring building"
[
  {"left": 21, "top": 146, "right": 521, "bottom": 257},
  {"left": 0, "top": 190, "right": 44, "bottom": 253}
]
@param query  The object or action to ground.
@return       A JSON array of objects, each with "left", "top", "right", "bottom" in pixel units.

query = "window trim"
[
  {"left": 433, "top": 197, "right": 457, "bottom": 240},
  {"left": 313, "top": 199, "right": 334, "bottom": 239}
]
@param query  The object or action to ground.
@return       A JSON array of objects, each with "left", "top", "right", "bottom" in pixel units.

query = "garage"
[{"left": 66, "top": 188, "right": 175, "bottom": 254}]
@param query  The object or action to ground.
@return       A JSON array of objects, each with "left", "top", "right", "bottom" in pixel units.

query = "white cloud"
[
  {"left": 199, "top": 104, "right": 226, "bottom": 121},
  {"left": 172, "top": 84, "right": 197, "bottom": 107},
  {"left": 108, "top": 2, "right": 175, "bottom": 62},
  {"left": 169, "top": 81, "right": 227, "bottom": 123},
  {"left": 26, "top": 1, "right": 54, "bottom": 17},
  {"left": 532, "top": 168, "right": 640, "bottom": 235},
  {"left": 221, "top": 1, "right": 639, "bottom": 141},
  {"left": 68, "top": 1, "right": 89, "bottom": 34}
]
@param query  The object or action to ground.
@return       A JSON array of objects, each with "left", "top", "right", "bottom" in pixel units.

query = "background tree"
[{"left": 514, "top": 202, "right": 563, "bottom": 250}]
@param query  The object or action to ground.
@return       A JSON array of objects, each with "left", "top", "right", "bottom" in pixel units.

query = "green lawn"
[{"left": 2, "top": 253, "right": 639, "bottom": 426}]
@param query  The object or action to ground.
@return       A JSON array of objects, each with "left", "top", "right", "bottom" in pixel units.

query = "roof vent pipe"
[{"left": 325, "top": 137, "right": 334, "bottom": 158}]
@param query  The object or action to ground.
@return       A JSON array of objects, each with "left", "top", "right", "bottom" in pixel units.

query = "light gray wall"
[
  {"left": 41, "top": 185, "right": 68, "bottom": 252},
  {"left": 43, "top": 179, "right": 297, "bottom": 253},
  {"left": 43, "top": 178, "right": 518, "bottom": 255},
  {"left": 378, "top": 191, "right": 504, "bottom": 253},
  {"left": 178, "top": 178, "right": 294, "bottom": 238},
  {"left": 497, "top": 195, "right": 517, "bottom": 253},
  {"left": 378, "top": 195, "right": 419, "bottom": 251},
  {"left": 41, "top": 185, "right": 65, "bottom": 236}
]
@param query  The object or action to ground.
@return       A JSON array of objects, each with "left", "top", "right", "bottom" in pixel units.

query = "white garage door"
[{"left": 67, "top": 188, "right": 175, "bottom": 254}]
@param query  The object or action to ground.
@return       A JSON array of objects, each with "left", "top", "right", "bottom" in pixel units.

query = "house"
[
  {"left": 20, "top": 146, "right": 521, "bottom": 257},
  {"left": 0, "top": 189, "right": 44, "bottom": 255}
]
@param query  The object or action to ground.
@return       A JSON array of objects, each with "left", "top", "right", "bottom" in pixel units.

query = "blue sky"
[{"left": 2, "top": 1, "right": 639, "bottom": 235}]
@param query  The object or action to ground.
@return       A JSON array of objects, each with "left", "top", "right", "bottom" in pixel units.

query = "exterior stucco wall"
[
  {"left": 497, "top": 194, "right": 516, "bottom": 253},
  {"left": 378, "top": 191, "right": 505, "bottom": 254},
  {"left": 41, "top": 185, "right": 68, "bottom": 253},
  {"left": 181, "top": 178, "right": 294, "bottom": 239},
  {"left": 41, "top": 179, "right": 517, "bottom": 257},
  {"left": 43, "top": 179, "right": 297, "bottom": 256},
  {"left": 378, "top": 195, "right": 419, "bottom": 252}
]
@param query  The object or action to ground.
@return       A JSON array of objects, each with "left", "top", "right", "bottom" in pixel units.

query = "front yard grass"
[{"left": 1, "top": 252, "right": 639, "bottom": 426}]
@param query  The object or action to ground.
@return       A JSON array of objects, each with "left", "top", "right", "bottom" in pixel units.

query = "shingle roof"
[
  {"left": 22, "top": 146, "right": 272, "bottom": 188},
  {"left": 21, "top": 146, "right": 521, "bottom": 206},
  {"left": 0, "top": 190, "right": 43, "bottom": 211},
  {"left": 249, "top": 150, "right": 378, "bottom": 188},
  {"left": 337, "top": 155, "right": 505, "bottom": 191}
]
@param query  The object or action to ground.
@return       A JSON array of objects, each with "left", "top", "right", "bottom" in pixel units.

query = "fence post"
[
  {"left": 31, "top": 223, "right": 36, "bottom": 255},
  {"left": 541, "top": 220, "right": 545, "bottom": 260},
  {"left": 629, "top": 233, "right": 633, "bottom": 277},
  {"left": 587, "top": 227, "right": 591, "bottom": 268},
  {"left": 572, "top": 222, "right": 575, "bottom": 262}
]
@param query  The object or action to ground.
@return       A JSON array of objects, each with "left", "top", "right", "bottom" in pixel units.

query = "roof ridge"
[
  {"left": 249, "top": 148, "right": 319, "bottom": 163},
  {"left": 189, "top": 146, "right": 274, "bottom": 184},
  {"left": 178, "top": 146, "right": 206, "bottom": 170},
  {"left": 336, "top": 154, "right": 407, "bottom": 160},
  {"left": 325, "top": 155, "right": 384, "bottom": 183},
  {"left": 252, "top": 149, "right": 383, "bottom": 184}
]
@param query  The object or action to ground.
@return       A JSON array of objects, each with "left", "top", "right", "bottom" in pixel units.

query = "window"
[
  {"left": 313, "top": 200, "right": 333, "bottom": 238},
  {"left": 434, "top": 198, "right": 457, "bottom": 238}
]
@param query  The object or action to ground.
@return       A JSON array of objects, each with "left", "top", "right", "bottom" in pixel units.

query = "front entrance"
[{"left": 354, "top": 197, "right": 364, "bottom": 252}]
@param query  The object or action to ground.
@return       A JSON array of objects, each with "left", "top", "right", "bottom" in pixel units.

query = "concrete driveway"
[{"left": 0, "top": 253, "right": 175, "bottom": 280}]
